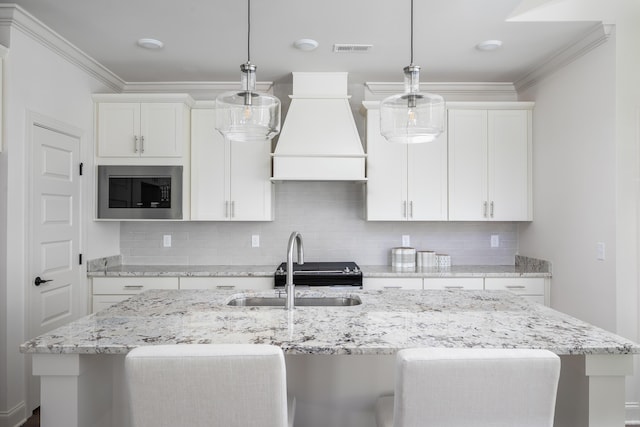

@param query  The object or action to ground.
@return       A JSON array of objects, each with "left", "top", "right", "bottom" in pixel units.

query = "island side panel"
[{"left": 585, "top": 354, "right": 635, "bottom": 427}]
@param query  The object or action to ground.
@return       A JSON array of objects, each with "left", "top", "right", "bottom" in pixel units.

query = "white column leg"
[
  {"left": 585, "top": 354, "right": 634, "bottom": 427},
  {"left": 33, "top": 354, "right": 113, "bottom": 427}
]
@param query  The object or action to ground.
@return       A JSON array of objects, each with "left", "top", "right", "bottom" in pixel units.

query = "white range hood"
[{"left": 272, "top": 72, "right": 366, "bottom": 181}]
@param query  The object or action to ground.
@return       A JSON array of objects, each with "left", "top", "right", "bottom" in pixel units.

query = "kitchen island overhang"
[{"left": 21, "top": 289, "right": 640, "bottom": 427}]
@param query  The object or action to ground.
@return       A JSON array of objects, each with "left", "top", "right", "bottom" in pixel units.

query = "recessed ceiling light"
[
  {"left": 137, "top": 38, "right": 164, "bottom": 49},
  {"left": 476, "top": 40, "right": 503, "bottom": 51},
  {"left": 293, "top": 38, "right": 319, "bottom": 51}
]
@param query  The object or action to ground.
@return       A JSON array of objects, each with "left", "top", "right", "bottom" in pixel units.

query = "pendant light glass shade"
[
  {"left": 215, "top": 0, "right": 281, "bottom": 142},
  {"left": 380, "top": 65, "right": 444, "bottom": 143},
  {"left": 380, "top": 0, "right": 445, "bottom": 144}
]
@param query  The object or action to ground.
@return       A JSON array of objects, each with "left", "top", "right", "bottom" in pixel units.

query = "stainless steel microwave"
[{"left": 97, "top": 165, "right": 183, "bottom": 219}]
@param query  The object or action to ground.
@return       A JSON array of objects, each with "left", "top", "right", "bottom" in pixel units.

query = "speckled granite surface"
[{"left": 21, "top": 289, "right": 637, "bottom": 356}]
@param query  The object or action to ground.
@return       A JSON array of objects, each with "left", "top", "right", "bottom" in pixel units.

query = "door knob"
[{"left": 34, "top": 276, "right": 52, "bottom": 286}]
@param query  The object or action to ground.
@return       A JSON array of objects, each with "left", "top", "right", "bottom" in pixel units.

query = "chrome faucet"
[{"left": 285, "top": 231, "right": 304, "bottom": 310}]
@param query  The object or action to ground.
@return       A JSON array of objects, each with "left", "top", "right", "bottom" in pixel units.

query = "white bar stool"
[
  {"left": 126, "top": 344, "right": 295, "bottom": 427},
  {"left": 376, "top": 348, "right": 561, "bottom": 427}
]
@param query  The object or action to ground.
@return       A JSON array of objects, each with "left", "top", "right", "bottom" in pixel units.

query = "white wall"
[
  {"left": 0, "top": 20, "right": 119, "bottom": 427},
  {"left": 517, "top": 37, "right": 616, "bottom": 329}
]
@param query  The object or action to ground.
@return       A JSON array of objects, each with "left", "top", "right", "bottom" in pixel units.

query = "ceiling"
[{"left": 0, "top": 0, "right": 599, "bottom": 85}]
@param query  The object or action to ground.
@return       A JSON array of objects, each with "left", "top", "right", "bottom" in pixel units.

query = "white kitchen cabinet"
[
  {"left": 91, "top": 277, "right": 179, "bottom": 313},
  {"left": 363, "top": 277, "right": 423, "bottom": 290},
  {"left": 423, "top": 277, "right": 484, "bottom": 290},
  {"left": 448, "top": 103, "right": 533, "bottom": 221},
  {"left": 363, "top": 104, "right": 447, "bottom": 221},
  {"left": 190, "top": 108, "right": 273, "bottom": 221},
  {"left": 179, "top": 277, "right": 274, "bottom": 291},
  {"left": 484, "top": 277, "right": 549, "bottom": 306}
]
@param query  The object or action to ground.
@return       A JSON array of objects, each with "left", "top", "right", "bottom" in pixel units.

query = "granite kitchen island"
[{"left": 21, "top": 289, "right": 640, "bottom": 427}]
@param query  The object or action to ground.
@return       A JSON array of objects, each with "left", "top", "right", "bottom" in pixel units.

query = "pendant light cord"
[
  {"left": 247, "top": 0, "right": 251, "bottom": 63},
  {"left": 409, "top": 0, "right": 414, "bottom": 66}
]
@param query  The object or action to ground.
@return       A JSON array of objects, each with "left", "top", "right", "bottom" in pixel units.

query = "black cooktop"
[{"left": 274, "top": 262, "right": 362, "bottom": 287}]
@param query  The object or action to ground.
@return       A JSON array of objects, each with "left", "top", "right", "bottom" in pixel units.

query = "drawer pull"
[
  {"left": 216, "top": 285, "right": 236, "bottom": 290},
  {"left": 383, "top": 286, "right": 402, "bottom": 289},
  {"left": 444, "top": 286, "right": 464, "bottom": 289},
  {"left": 123, "top": 285, "right": 144, "bottom": 290},
  {"left": 505, "top": 285, "right": 526, "bottom": 289}
]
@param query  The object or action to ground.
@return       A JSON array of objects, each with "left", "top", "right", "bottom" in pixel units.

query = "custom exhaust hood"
[{"left": 272, "top": 72, "right": 366, "bottom": 181}]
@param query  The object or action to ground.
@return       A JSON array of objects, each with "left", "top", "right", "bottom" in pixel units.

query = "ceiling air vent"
[{"left": 333, "top": 44, "right": 373, "bottom": 53}]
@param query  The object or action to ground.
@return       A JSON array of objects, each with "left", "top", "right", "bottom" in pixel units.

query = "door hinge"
[
  {"left": 79, "top": 254, "right": 83, "bottom": 265},
  {"left": 79, "top": 162, "right": 84, "bottom": 176}
]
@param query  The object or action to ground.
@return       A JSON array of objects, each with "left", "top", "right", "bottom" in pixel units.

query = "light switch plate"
[
  {"left": 597, "top": 242, "right": 605, "bottom": 260},
  {"left": 252, "top": 235, "right": 260, "bottom": 248},
  {"left": 490, "top": 235, "right": 499, "bottom": 248},
  {"left": 163, "top": 235, "right": 171, "bottom": 248},
  {"left": 402, "top": 235, "right": 410, "bottom": 247}
]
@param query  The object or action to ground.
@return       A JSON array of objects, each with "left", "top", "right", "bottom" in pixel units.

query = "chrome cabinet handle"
[
  {"left": 409, "top": 201, "right": 414, "bottom": 219},
  {"left": 483, "top": 201, "right": 488, "bottom": 218},
  {"left": 231, "top": 201, "right": 235, "bottom": 218},
  {"left": 225, "top": 201, "right": 229, "bottom": 218},
  {"left": 124, "top": 285, "right": 144, "bottom": 290},
  {"left": 403, "top": 201, "right": 407, "bottom": 219},
  {"left": 134, "top": 136, "right": 139, "bottom": 153},
  {"left": 444, "top": 285, "right": 464, "bottom": 289},
  {"left": 216, "top": 285, "right": 235, "bottom": 290},
  {"left": 490, "top": 201, "right": 494, "bottom": 218},
  {"left": 383, "top": 286, "right": 402, "bottom": 289},
  {"left": 505, "top": 285, "right": 526, "bottom": 289},
  {"left": 140, "top": 135, "right": 145, "bottom": 153}
]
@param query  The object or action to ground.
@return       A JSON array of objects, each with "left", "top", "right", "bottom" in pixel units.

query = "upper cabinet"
[
  {"left": 94, "top": 94, "right": 193, "bottom": 162},
  {"left": 448, "top": 103, "right": 533, "bottom": 221},
  {"left": 363, "top": 104, "right": 448, "bottom": 221},
  {"left": 190, "top": 108, "right": 273, "bottom": 221}
]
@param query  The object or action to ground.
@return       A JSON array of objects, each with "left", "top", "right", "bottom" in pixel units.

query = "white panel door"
[
  {"left": 29, "top": 119, "right": 83, "bottom": 409},
  {"left": 448, "top": 109, "right": 488, "bottom": 220},
  {"left": 366, "top": 109, "right": 407, "bottom": 220},
  {"left": 97, "top": 102, "right": 140, "bottom": 157},
  {"left": 229, "top": 139, "right": 272, "bottom": 221},
  {"left": 190, "top": 109, "right": 227, "bottom": 220},
  {"left": 488, "top": 110, "right": 530, "bottom": 221},
  {"left": 407, "top": 131, "right": 448, "bottom": 221}
]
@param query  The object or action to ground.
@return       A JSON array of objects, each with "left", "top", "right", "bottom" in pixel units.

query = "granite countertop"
[
  {"left": 21, "top": 289, "right": 637, "bottom": 356},
  {"left": 87, "top": 264, "right": 550, "bottom": 278}
]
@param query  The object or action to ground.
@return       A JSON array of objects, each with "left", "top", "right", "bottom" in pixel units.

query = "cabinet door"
[
  {"left": 190, "top": 109, "right": 227, "bottom": 220},
  {"left": 366, "top": 109, "right": 407, "bottom": 220},
  {"left": 407, "top": 132, "right": 448, "bottom": 220},
  {"left": 229, "top": 139, "right": 273, "bottom": 221},
  {"left": 423, "top": 278, "right": 484, "bottom": 290},
  {"left": 484, "top": 278, "right": 547, "bottom": 305},
  {"left": 97, "top": 103, "right": 140, "bottom": 157},
  {"left": 140, "top": 103, "right": 182, "bottom": 157},
  {"left": 448, "top": 109, "right": 488, "bottom": 220},
  {"left": 488, "top": 110, "right": 531, "bottom": 221}
]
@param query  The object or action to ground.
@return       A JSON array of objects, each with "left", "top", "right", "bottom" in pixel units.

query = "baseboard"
[
  {"left": 627, "top": 400, "right": 640, "bottom": 425},
  {"left": 0, "top": 401, "right": 27, "bottom": 427}
]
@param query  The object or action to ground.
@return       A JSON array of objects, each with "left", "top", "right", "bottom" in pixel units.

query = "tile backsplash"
[{"left": 120, "top": 182, "right": 518, "bottom": 266}]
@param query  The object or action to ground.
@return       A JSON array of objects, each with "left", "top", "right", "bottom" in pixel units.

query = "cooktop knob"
[{"left": 343, "top": 266, "right": 351, "bottom": 273}]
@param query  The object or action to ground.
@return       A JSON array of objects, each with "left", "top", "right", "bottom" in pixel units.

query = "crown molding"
[
  {"left": 364, "top": 82, "right": 518, "bottom": 102},
  {"left": 0, "top": 4, "right": 124, "bottom": 92},
  {"left": 121, "top": 81, "right": 275, "bottom": 99},
  {"left": 514, "top": 22, "right": 614, "bottom": 92}
]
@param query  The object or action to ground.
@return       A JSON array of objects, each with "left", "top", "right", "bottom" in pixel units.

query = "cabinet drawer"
[
  {"left": 363, "top": 278, "right": 422, "bottom": 290},
  {"left": 179, "top": 277, "right": 273, "bottom": 291},
  {"left": 484, "top": 278, "right": 545, "bottom": 295},
  {"left": 92, "top": 295, "right": 131, "bottom": 313},
  {"left": 423, "top": 278, "right": 484, "bottom": 290},
  {"left": 93, "top": 277, "right": 179, "bottom": 295}
]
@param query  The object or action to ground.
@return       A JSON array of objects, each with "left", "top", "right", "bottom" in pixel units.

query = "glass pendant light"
[
  {"left": 215, "top": 0, "right": 281, "bottom": 141},
  {"left": 380, "top": 0, "right": 445, "bottom": 144}
]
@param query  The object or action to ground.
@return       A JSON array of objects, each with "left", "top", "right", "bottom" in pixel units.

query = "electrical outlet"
[
  {"left": 402, "top": 235, "right": 410, "bottom": 247},
  {"left": 490, "top": 235, "right": 499, "bottom": 248},
  {"left": 597, "top": 242, "right": 605, "bottom": 260},
  {"left": 252, "top": 235, "right": 260, "bottom": 248},
  {"left": 163, "top": 235, "right": 171, "bottom": 248}
]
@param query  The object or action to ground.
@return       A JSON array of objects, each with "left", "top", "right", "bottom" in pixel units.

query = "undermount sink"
[{"left": 227, "top": 296, "right": 362, "bottom": 307}]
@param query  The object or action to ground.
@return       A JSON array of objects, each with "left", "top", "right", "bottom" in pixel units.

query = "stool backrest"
[
  {"left": 394, "top": 348, "right": 561, "bottom": 427},
  {"left": 125, "top": 344, "right": 288, "bottom": 427}
]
